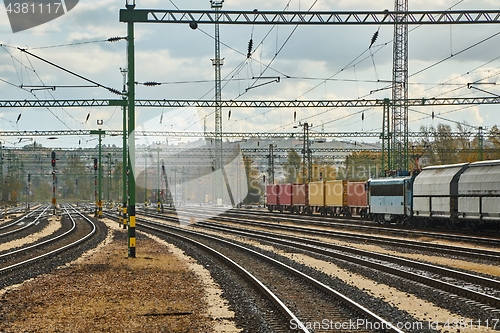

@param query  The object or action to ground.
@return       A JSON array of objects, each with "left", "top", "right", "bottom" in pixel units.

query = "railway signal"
[{"left": 51, "top": 151, "right": 56, "bottom": 214}]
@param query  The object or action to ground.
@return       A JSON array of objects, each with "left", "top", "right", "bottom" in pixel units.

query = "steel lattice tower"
[
  {"left": 211, "top": 0, "right": 224, "bottom": 204},
  {"left": 391, "top": 0, "right": 409, "bottom": 172}
]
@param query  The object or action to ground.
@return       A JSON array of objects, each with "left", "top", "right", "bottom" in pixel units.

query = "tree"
[
  {"left": 242, "top": 156, "right": 261, "bottom": 204},
  {"left": 338, "top": 151, "right": 381, "bottom": 180},
  {"left": 418, "top": 123, "right": 475, "bottom": 165},
  {"left": 488, "top": 126, "right": 500, "bottom": 160},
  {"left": 311, "top": 158, "right": 338, "bottom": 181},
  {"left": 283, "top": 148, "right": 301, "bottom": 183}
]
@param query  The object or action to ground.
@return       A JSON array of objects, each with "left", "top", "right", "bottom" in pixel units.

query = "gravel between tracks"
[{"left": 0, "top": 219, "right": 241, "bottom": 333}]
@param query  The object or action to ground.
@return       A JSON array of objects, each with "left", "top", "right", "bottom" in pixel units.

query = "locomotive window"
[{"left": 370, "top": 184, "right": 403, "bottom": 196}]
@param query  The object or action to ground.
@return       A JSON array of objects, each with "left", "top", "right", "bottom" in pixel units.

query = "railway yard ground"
[{"left": 0, "top": 218, "right": 240, "bottom": 333}]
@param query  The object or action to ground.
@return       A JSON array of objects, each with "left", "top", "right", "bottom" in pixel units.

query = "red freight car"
[
  {"left": 347, "top": 181, "right": 368, "bottom": 217},
  {"left": 291, "top": 184, "right": 308, "bottom": 214},
  {"left": 266, "top": 185, "right": 280, "bottom": 211}
]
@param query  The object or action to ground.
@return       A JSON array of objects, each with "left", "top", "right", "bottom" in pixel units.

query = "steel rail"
[
  {"left": 201, "top": 212, "right": 500, "bottom": 261},
  {"left": 0, "top": 206, "right": 77, "bottom": 261},
  {"left": 211, "top": 206, "right": 500, "bottom": 247},
  {"left": 116, "top": 210, "right": 406, "bottom": 333},
  {"left": 117, "top": 213, "right": 311, "bottom": 333},
  {"left": 0, "top": 205, "right": 49, "bottom": 237},
  {"left": 0, "top": 205, "right": 96, "bottom": 273},
  {"left": 194, "top": 220, "right": 500, "bottom": 309}
]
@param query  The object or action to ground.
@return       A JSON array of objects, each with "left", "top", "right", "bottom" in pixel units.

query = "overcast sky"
[{"left": 0, "top": 0, "right": 499, "bottom": 149}]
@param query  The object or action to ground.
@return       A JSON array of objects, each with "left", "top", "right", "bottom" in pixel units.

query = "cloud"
[{"left": 0, "top": 0, "right": 499, "bottom": 146}]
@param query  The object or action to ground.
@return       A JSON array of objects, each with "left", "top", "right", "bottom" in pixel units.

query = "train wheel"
[
  {"left": 402, "top": 215, "right": 411, "bottom": 226},
  {"left": 466, "top": 220, "right": 482, "bottom": 232},
  {"left": 446, "top": 220, "right": 458, "bottom": 230}
]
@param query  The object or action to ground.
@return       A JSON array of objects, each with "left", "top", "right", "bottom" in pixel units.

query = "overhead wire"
[{"left": 0, "top": 40, "right": 126, "bottom": 141}]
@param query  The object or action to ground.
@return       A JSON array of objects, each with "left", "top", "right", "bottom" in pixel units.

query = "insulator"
[
  {"left": 228, "top": 110, "right": 231, "bottom": 120},
  {"left": 432, "top": 111, "right": 435, "bottom": 119},
  {"left": 16, "top": 113, "right": 21, "bottom": 122},
  {"left": 160, "top": 114, "right": 163, "bottom": 124},
  {"left": 86, "top": 113, "right": 90, "bottom": 123},
  {"left": 107, "top": 36, "right": 125, "bottom": 42},
  {"left": 144, "top": 81, "right": 161, "bottom": 86},
  {"left": 108, "top": 87, "right": 122, "bottom": 95},
  {"left": 247, "top": 38, "right": 253, "bottom": 58},
  {"left": 362, "top": 112, "right": 364, "bottom": 121},
  {"left": 369, "top": 30, "right": 379, "bottom": 48},
  {"left": 294, "top": 111, "right": 297, "bottom": 122}
]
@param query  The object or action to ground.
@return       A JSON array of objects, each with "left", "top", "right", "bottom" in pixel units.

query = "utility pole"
[
  {"left": 157, "top": 145, "right": 161, "bottom": 212},
  {"left": 391, "top": 0, "right": 409, "bottom": 172},
  {"left": 0, "top": 141, "right": 3, "bottom": 213},
  {"left": 26, "top": 174, "right": 30, "bottom": 210},
  {"left": 93, "top": 157, "right": 98, "bottom": 216},
  {"left": 51, "top": 151, "right": 56, "bottom": 214},
  {"left": 120, "top": 67, "right": 128, "bottom": 230},
  {"left": 380, "top": 98, "right": 391, "bottom": 176},
  {"left": 126, "top": 0, "right": 136, "bottom": 258},
  {"left": 144, "top": 152, "right": 148, "bottom": 208},
  {"left": 296, "top": 122, "right": 312, "bottom": 183},
  {"left": 478, "top": 126, "right": 484, "bottom": 161},
  {"left": 108, "top": 153, "right": 111, "bottom": 204},
  {"left": 211, "top": 0, "right": 224, "bottom": 206},
  {"left": 90, "top": 122, "right": 105, "bottom": 218},
  {"left": 268, "top": 144, "right": 275, "bottom": 185}
]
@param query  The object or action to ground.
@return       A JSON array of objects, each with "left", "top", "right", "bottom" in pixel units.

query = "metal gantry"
[
  {"left": 119, "top": 9, "right": 500, "bottom": 25},
  {"left": 0, "top": 129, "right": 491, "bottom": 139},
  {"left": 1, "top": 96, "right": 499, "bottom": 108}
]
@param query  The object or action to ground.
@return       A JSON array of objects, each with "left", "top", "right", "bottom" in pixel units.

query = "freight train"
[{"left": 266, "top": 159, "right": 500, "bottom": 231}]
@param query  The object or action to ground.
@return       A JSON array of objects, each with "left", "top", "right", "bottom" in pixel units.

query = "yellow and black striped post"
[
  {"left": 122, "top": 204, "right": 127, "bottom": 229},
  {"left": 126, "top": 2, "right": 136, "bottom": 258},
  {"left": 128, "top": 205, "right": 136, "bottom": 257}
]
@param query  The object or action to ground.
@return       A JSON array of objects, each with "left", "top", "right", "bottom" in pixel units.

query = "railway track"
[
  {"left": 107, "top": 210, "right": 411, "bottom": 333},
  {"left": 0, "top": 204, "right": 106, "bottom": 289},
  {"left": 177, "top": 205, "right": 500, "bottom": 246},
  {"left": 170, "top": 206, "right": 500, "bottom": 261},
  {"left": 0, "top": 205, "right": 50, "bottom": 238},
  {"left": 139, "top": 208, "right": 500, "bottom": 328}
]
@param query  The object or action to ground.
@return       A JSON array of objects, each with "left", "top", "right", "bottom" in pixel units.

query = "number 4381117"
[{"left": 5, "top": 2, "right": 62, "bottom": 14}]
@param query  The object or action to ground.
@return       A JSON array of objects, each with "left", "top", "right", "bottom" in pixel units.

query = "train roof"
[
  {"left": 421, "top": 162, "right": 469, "bottom": 170},
  {"left": 467, "top": 159, "right": 500, "bottom": 167},
  {"left": 368, "top": 176, "right": 412, "bottom": 185}
]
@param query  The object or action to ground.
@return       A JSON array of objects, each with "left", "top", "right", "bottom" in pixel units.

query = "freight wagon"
[
  {"left": 266, "top": 159, "right": 500, "bottom": 231},
  {"left": 266, "top": 181, "right": 368, "bottom": 217}
]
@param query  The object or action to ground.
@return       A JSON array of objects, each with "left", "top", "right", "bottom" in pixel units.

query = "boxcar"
[
  {"left": 458, "top": 159, "right": 500, "bottom": 229},
  {"left": 291, "top": 184, "right": 308, "bottom": 214},
  {"left": 266, "top": 184, "right": 280, "bottom": 211},
  {"left": 308, "top": 181, "right": 325, "bottom": 212},
  {"left": 367, "top": 177, "right": 413, "bottom": 224},
  {"left": 412, "top": 163, "right": 469, "bottom": 226},
  {"left": 279, "top": 184, "right": 293, "bottom": 207},
  {"left": 324, "top": 180, "right": 346, "bottom": 216},
  {"left": 347, "top": 181, "right": 368, "bottom": 217}
]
